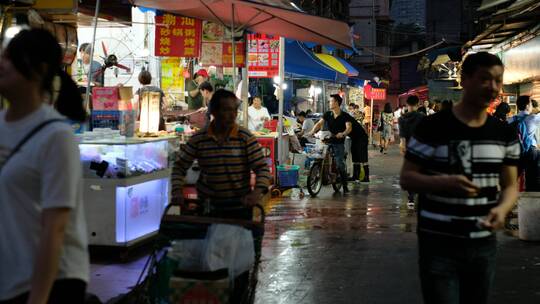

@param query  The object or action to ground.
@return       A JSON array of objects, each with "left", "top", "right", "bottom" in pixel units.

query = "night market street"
[{"left": 89, "top": 147, "right": 540, "bottom": 304}]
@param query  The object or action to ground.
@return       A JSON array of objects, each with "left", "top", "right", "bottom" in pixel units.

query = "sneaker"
[{"left": 407, "top": 201, "right": 415, "bottom": 209}]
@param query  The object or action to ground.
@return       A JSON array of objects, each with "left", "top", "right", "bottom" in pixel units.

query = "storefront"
[{"left": 463, "top": 0, "right": 540, "bottom": 114}]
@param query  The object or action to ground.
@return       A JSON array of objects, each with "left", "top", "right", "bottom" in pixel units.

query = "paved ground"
[{"left": 89, "top": 147, "right": 540, "bottom": 304}]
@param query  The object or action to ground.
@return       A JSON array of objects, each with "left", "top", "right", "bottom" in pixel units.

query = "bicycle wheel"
[
  {"left": 307, "top": 162, "right": 322, "bottom": 197},
  {"left": 331, "top": 173, "right": 342, "bottom": 192}
]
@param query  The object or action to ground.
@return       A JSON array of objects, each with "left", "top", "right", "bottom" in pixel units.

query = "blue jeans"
[
  {"left": 330, "top": 143, "right": 347, "bottom": 183},
  {"left": 418, "top": 234, "right": 497, "bottom": 304}
]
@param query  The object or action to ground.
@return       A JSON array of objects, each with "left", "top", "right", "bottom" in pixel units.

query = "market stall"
[{"left": 133, "top": 0, "right": 353, "bottom": 167}]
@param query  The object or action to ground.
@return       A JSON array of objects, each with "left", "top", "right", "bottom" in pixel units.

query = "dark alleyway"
[{"left": 89, "top": 147, "right": 540, "bottom": 304}]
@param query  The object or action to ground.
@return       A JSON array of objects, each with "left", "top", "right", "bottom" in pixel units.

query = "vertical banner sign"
[
  {"left": 139, "top": 92, "right": 162, "bottom": 133},
  {"left": 161, "top": 57, "right": 184, "bottom": 93},
  {"left": 247, "top": 34, "right": 280, "bottom": 78},
  {"left": 155, "top": 12, "right": 202, "bottom": 57},
  {"left": 200, "top": 21, "right": 245, "bottom": 67}
]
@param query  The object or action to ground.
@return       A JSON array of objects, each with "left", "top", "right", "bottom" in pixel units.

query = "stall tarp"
[
  {"left": 285, "top": 40, "right": 348, "bottom": 83},
  {"left": 348, "top": 77, "right": 367, "bottom": 87},
  {"left": 134, "top": 0, "right": 352, "bottom": 49},
  {"left": 335, "top": 57, "right": 359, "bottom": 77},
  {"left": 314, "top": 54, "right": 359, "bottom": 77},
  {"left": 315, "top": 54, "right": 348, "bottom": 75}
]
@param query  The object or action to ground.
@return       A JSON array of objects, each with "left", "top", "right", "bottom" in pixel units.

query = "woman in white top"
[
  {"left": 0, "top": 29, "right": 89, "bottom": 304},
  {"left": 247, "top": 96, "right": 271, "bottom": 131}
]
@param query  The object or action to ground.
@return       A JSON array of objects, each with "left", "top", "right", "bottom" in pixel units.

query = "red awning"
[{"left": 133, "top": 0, "right": 353, "bottom": 49}]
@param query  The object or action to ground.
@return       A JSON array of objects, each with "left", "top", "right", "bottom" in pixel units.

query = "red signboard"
[
  {"left": 364, "top": 84, "right": 387, "bottom": 100},
  {"left": 247, "top": 33, "right": 280, "bottom": 78},
  {"left": 155, "top": 13, "right": 202, "bottom": 57},
  {"left": 223, "top": 42, "right": 245, "bottom": 67}
]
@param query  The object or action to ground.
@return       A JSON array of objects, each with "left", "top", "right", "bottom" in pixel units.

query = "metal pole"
[
  {"left": 84, "top": 0, "right": 101, "bottom": 112},
  {"left": 277, "top": 36, "right": 285, "bottom": 164},
  {"left": 231, "top": 3, "right": 237, "bottom": 91},
  {"left": 369, "top": 97, "right": 374, "bottom": 144},
  {"left": 372, "top": 0, "right": 376, "bottom": 65},
  {"left": 242, "top": 32, "right": 249, "bottom": 128}
]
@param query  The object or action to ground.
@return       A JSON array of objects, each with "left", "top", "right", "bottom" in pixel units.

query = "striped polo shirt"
[
  {"left": 406, "top": 110, "right": 520, "bottom": 239},
  {"left": 171, "top": 122, "right": 271, "bottom": 202}
]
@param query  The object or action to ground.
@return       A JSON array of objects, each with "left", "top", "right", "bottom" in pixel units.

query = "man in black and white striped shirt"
[{"left": 400, "top": 52, "right": 520, "bottom": 304}]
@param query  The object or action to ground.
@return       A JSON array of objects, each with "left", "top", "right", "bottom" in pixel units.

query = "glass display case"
[
  {"left": 79, "top": 136, "right": 177, "bottom": 247},
  {"left": 79, "top": 137, "right": 173, "bottom": 178}
]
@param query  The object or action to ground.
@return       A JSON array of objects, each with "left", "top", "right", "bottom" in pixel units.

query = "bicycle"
[{"left": 306, "top": 134, "right": 343, "bottom": 197}]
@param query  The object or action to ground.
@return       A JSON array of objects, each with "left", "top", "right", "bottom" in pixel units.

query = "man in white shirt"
[
  {"left": 296, "top": 111, "right": 315, "bottom": 146},
  {"left": 248, "top": 96, "right": 271, "bottom": 131}
]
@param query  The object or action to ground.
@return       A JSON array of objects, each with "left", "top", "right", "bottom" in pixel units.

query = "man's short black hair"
[
  {"left": 209, "top": 89, "right": 239, "bottom": 113},
  {"left": 461, "top": 52, "right": 503, "bottom": 78},
  {"left": 297, "top": 111, "right": 307, "bottom": 117},
  {"left": 330, "top": 94, "right": 343, "bottom": 106},
  {"left": 516, "top": 95, "right": 532, "bottom": 111},
  {"left": 79, "top": 43, "right": 91, "bottom": 54},
  {"left": 406, "top": 95, "right": 420, "bottom": 106},
  {"left": 199, "top": 81, "right": 213, "bottom": 93}
]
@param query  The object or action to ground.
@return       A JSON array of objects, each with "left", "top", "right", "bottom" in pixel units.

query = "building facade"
[
  {"left": 348, "top": 0, "right": 392, "bottom": 78},
  {"left": 390, "top": 0, "right": 425, "bottom": 28},
  {"left": 426, "top": 0, "right": 482, "bottom": 45}
]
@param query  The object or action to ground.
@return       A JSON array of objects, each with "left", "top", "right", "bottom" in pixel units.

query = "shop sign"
[
  {"left": 200, "top": 21, "right": 245, "bottom": 67},
  {"left": 247, "top": 33, "right": 280, "bottom": 78},
  {"left": 161, "top": 57, "right": 184, "bottom": 93},
  {"left": 364, "top": 84, "right": 386, "bottom": 100},
  {"left": 223, "top": 42, "right": 245, "bottom": 67},
  {"left": 154, "top": 13, "right": 202, "bottom": 57}
]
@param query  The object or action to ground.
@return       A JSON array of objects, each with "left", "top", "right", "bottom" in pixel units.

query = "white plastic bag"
[
  {"left": 168, "top": 239, "right": 206, "bottom": 271},
  {"left": 203, "top": 224, "right": 255, "bottom": 278}
]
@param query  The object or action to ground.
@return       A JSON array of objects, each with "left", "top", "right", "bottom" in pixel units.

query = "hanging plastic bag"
[{"left": 203, "top": 224, "right": 255, "bottom": 278}]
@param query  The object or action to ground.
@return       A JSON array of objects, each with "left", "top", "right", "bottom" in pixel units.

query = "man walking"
[
  {"left": 400, "top": 52, "right": 520, "bottom": 304},
  {"left": 398, "top": 95, "right": 425, "bottom": 208},
  {"left": 507, "top": 95, "right": 540, "bottom": 191},
  {"left": 171, "top": 89, "right": 271, "bottom": 218}
]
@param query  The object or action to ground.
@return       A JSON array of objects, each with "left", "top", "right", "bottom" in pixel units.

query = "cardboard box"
[{"left": 169, "top": 276, "right": 230, "bottom": 304}]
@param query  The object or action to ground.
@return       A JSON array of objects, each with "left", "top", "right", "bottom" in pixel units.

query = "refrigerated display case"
[{"left": 79, "top": 136, "right": 177, "bottom": 247}]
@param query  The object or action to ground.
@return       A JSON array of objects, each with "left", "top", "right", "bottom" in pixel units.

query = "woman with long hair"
[
  {"left": 0, "top": 29, "right": 89, "bottom": 304},
  {"left": 379, "top": 102, "right": 394, "bottom": 154}
]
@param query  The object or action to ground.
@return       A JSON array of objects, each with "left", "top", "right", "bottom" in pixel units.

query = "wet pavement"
[{"left": 89, "top": 146, "right": 540, "bottom": 304}]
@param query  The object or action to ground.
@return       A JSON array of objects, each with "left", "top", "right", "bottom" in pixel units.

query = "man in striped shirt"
[
  {"left": 171, "top": 90, "right": 271, "bottom": 218},
  {"left": 400, "top": 52, "right": 520, "bottom": 304}
]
